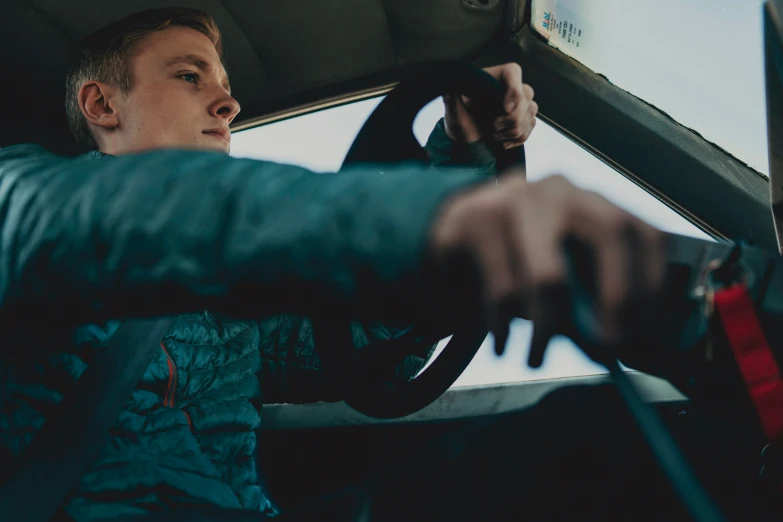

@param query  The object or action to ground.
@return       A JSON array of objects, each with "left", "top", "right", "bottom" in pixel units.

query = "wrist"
[
  {"left": 425, "top": 119, "right": 496, "bottom": 173},
  {"left": 443, "top": 97, "right": 482, "bottom": 144}
]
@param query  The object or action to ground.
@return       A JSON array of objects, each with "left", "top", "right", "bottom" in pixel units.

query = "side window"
[{"left": 231, "top": 97, "right": 711, "bottom": 387}]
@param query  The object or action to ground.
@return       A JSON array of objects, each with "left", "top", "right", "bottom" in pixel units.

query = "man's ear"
[{"left": 78, "top": 81, "right": 120, "bottom": 131}]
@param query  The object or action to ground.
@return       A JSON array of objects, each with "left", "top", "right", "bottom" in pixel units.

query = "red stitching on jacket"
[
  {"left": 160, "top": 342, "right": 192, "bottom": 431},
  {"left": 159, "top": 342, "right": 177, "bottom": 408}
]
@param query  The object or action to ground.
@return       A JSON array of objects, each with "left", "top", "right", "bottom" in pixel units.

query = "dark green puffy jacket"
[{"left": 0, "top": 120, "right": 496, "bottom": 521}]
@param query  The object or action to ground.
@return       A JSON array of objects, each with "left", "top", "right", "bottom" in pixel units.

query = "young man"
[{"left": 0, "top": 7, "right": 667, "bottom": 522}]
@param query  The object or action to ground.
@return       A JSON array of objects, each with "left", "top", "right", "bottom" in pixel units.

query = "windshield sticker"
[{"left": 533, "top": 0, "right": 594, "bottom": 56}]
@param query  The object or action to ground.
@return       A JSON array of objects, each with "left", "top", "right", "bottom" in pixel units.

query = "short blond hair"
[{"left": 65, "top": 7, "right": 223, "bottom": 151}]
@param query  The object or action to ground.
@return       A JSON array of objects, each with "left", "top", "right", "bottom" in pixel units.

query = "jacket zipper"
[{"left": 159, "top": 342, "right": 178, "bottom": 407}]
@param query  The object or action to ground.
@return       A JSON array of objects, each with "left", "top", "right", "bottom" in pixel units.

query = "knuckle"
[
  {"left": 506, "top": 126, "right": 524, "bottom": 139},
  {"left": 488, "top": 280, "right": 516, "bottom": 304},
  {"left": 503, "top": 174, "right": 528, "bottom": 194},
  {"left": 544, "top": 173, "right": 571, "bottom": 189},
  {"left": 603, "top": 210, "right": 634, "bottom": 235},
  {"left": 530, "top": 264, "right": 566, "bottom": 288},
  {"left": 642, "top": 224, "right": 665, "bottom": 251},
  {"left": 470, "top": 191, "right": 511, "bottom": 223},
  {"left": 490, "top": 197, "right": 515, "bottom": 222},
  {"left": 501, "top": 62, "right": 522, "bottom": 77},
  {"left": 605, "top": 283, "right": 630, "bottom": 312},
  {"left": 530, "top": 101, "right": 539, "bottom": 114},
  {"left": 523, "top": 84, "right": 535, "bottom": 99},
  {"left": 509, "top": 85, "right": 525, "bottom": 101}
]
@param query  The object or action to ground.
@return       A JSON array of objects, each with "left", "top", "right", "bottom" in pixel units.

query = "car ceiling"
[{"left": 1, "top": 0, "right": 513, "bottom": 155}]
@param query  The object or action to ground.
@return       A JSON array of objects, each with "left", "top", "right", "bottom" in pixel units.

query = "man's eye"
[{"left": 179, "top": 73, "right": 199, "bottom": 85}]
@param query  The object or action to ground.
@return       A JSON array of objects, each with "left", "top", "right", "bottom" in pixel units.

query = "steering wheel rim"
[{"left": 312, "top": 60, "right": 526, "bottom": 419}]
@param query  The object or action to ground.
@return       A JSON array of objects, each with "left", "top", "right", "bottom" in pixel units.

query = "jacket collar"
[{"left": 78, "top": 150, "right": 113, "bottom": 160}]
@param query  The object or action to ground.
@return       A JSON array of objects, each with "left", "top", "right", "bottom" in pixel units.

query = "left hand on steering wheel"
[{"left": 443, "top": 62, "right": 538, "bottom": 149}]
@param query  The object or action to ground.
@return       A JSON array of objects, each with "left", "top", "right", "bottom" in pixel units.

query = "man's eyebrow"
[{"left": 165, "top": 54, "right": 232, "bottom": 94}]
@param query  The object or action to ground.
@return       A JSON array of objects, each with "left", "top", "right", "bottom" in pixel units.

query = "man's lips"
[{"left": 203, "top": 129, "right": 230, "bottom": 144}]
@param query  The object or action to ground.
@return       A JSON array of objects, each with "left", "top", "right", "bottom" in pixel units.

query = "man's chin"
[
  {"left": 199, "top": 137, "right": 231, "bottom": 154},
  {"left": 208, "top": 143, "right": 231, "bottom": 154}
]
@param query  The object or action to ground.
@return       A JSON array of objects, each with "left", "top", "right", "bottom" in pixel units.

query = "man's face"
[{"left": 110, "top": 26, "right": 239, "bottom": 154}]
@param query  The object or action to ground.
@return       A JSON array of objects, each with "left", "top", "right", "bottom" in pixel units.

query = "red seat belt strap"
[{"left": 713, "top": 284, "right": 783, "bottom": 442}]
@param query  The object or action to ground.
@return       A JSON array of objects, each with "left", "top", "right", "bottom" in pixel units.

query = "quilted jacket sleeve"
[
  {"left": 0, "top": 144, "right": 484, "bottom": 327},
  {"left": 424, "top": 118, "right": 497, "bottom": 177}
]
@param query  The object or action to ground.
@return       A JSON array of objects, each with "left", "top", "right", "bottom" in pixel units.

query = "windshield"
[
  {"left": 231, "top": 97, "right": 710, "bottom": 387},
  {"left": 531, "top": 0, "right": 768, "bottom": 176}
]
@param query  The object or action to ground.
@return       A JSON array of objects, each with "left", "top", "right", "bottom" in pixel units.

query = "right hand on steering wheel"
[{"left": 428, "top": 173, "right": 666, "bottom": 360}]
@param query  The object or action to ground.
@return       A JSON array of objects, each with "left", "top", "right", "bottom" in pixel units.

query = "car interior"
[{"left": 2, "top": 0, "right": 783, "bottom": 520}]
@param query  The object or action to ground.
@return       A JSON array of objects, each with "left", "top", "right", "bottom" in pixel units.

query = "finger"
[
  {"left": 494, "top": 127, "right": 525, "bottom": 141},
  {"left": 594, "top": 224, "right": 629, "bottom": 344},
  {"left": 567, "top": 192, "right": 644, "bottom": 344},
  {"left": 527, "top": 284, "right": 569, "bottom": 368},
  {"left": 503, "top": 177, "right": 570, "bottom": 362},
  {"left": 470, "top": 201, "right": 517, "bottom": 355},
  {"left": 483, "top": 65, "right": 524, "bottom": 114},
  {"left": 495, "top": 116, "right": 537, "bottom": 146},
  {"left": 498, "top": 65, "right": 524, "bottom": 113},
  {"left": 528, "top": 323, "right": 550, "bottom": 368},
  {"left": 493, "top": 113, "right": 533, "bottom": 140},
  {"left": 608, "top": 218, "right": 663, "bottom": 344},
  {"left": 484, "top": 62, "right": 523, "bottom": 84},
  {"left": 493, "top": 98, "right": 537, "bottom": 132},
  {"left": 503, "top": 83, "right": 534, "bottom": 116},
  {"left": 494, "top": 116, "right": 512, "bottom": 132},
  {"left": 528, "top": 99, "right": 539, "bottom": 119},
  {"left": 513, "top": 177, "right": 570, "bottom": 296},
  {"left": 624, "top": 219, "right": 666, "bottom": 343},
  {"left": 494, "top": 121, "right": 532, "bottom": 141},
  {"left": 502, "top": 176, "right": 582, "bottom": 364}
]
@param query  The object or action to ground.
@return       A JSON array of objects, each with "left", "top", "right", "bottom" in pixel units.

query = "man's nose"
[{"left": 210, "top": 92, "right": 241, "bottom": 123}]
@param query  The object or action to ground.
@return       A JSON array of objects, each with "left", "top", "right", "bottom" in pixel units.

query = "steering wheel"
[{"left": 312, "top": 61, "right": 526, "bottom": 419}]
